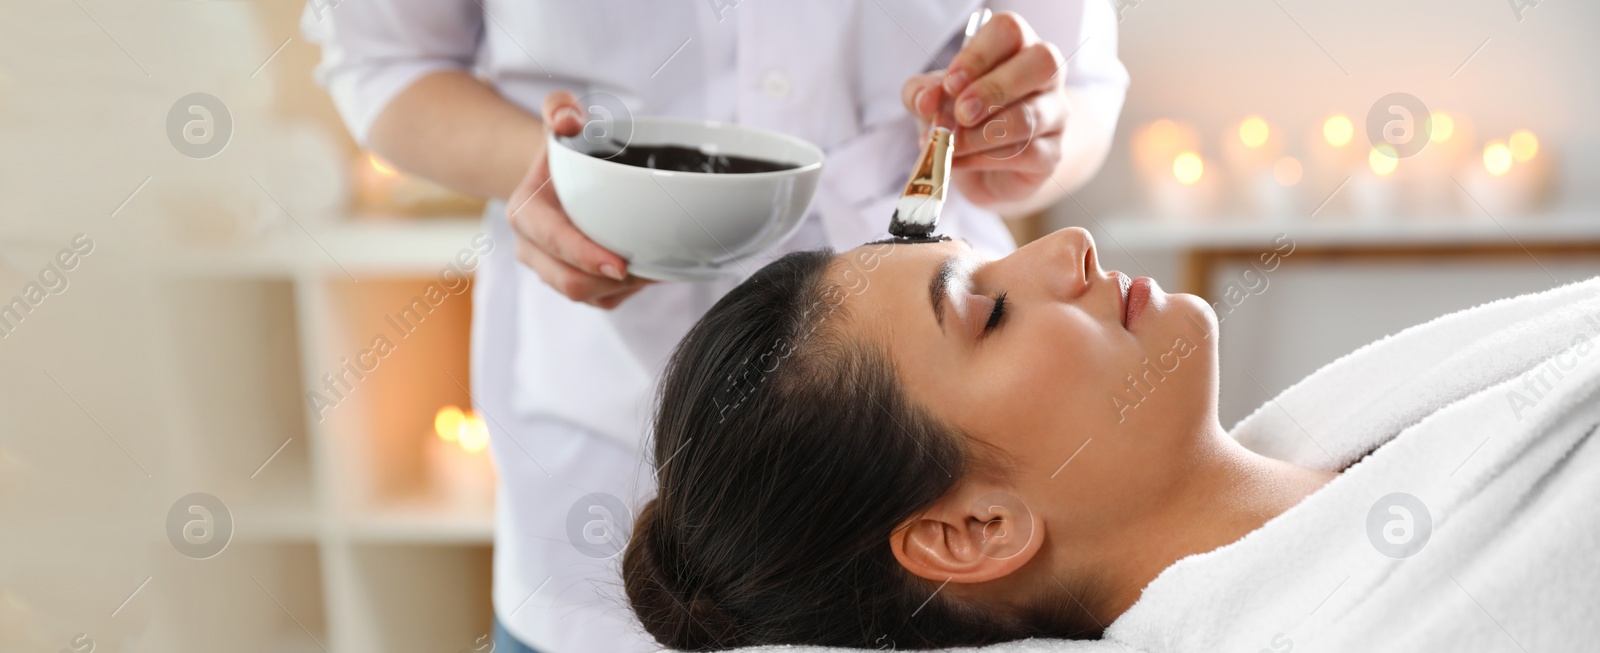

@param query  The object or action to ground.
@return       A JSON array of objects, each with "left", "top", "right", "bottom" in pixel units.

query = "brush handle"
[{"left": 932, "top": 100, "right": 960, "bottom": 132}]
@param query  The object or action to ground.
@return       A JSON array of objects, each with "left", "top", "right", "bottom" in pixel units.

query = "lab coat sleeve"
[
  {"left": 299, "top": 0, "right": 484, "bottom": 145},
  {"left": 992, "top": 0, "right": 1131, "bottom": 135}
]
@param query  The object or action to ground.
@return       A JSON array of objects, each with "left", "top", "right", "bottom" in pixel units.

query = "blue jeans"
[{"left": 493, "top": 618, "right": 546, "bottom": 653}]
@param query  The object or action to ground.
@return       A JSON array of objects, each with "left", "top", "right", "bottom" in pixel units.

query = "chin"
[
  {"left": 1169, "top": 292, "right": 1219, "bottom": 339},
  {"left": 1134, "top": 289, "right": 1216, "bottom": 348}
]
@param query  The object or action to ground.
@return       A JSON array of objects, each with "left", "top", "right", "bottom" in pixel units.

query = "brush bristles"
[{"left": 888, "top": 197, "right": 944, "bottom": 238}]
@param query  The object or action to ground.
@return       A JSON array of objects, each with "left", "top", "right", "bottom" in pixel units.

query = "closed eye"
[{"left": 983, "top": 291, "right": 1007, "bottom": 333}]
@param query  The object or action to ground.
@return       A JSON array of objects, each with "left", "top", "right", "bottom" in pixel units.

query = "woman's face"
[{"left": 829, "top": 227, "right": 1221, "bottom": 558}]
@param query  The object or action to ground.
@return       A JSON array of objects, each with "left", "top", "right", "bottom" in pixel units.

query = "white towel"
[{"left": 677, "top": 276, "right": 1600, "bottom": 653}]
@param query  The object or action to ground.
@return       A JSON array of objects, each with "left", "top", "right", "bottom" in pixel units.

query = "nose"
[{"left": 996, "top": 227, "right": 1097, "bottom": 302}]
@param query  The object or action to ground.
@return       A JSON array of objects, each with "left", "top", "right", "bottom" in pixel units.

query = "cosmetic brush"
[{"left": 888, "top": 8, "right": 991, "bottom": 241}]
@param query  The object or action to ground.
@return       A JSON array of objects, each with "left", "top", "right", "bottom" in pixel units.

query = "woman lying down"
[{"left": 622, "top": 227, "right": 1600, "bottom": 653}]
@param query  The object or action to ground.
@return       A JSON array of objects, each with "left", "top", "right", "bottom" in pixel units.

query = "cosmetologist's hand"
[
  {"left": 506, "top": 91, "right": 656, "bottom": 309},
  {"left": 900, "top": 11, "right": 1070, "bottom": 210}
]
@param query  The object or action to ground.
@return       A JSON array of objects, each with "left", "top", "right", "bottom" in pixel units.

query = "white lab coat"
[{"left": 303, "top": 2, "right": 1127, "bottom": 651}]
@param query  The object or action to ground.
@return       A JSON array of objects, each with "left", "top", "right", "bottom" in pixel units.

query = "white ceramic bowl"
[{"left": 547, "top": 117, "right": 825, "bottom": 281}]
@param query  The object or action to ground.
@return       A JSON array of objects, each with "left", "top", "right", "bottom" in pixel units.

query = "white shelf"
[
  {"left": 1098, "top": 210, "right": 1600, "bottom": 249},
  {"left": 155, "top": 217, "right": 498, "bottom": 653},
  {"left": 345, "top": 495, "right": 495, "bottom": 544}
]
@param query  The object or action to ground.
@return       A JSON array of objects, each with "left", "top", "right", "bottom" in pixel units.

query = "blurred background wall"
[
  {"left": 1, "top": 1, "right": 1597, "bottom": 652},
  {"left": 1077, "top": 0, "right": 1600, "bottom": 212}
]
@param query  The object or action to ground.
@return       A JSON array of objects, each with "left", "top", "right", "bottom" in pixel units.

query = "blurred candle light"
[
  {"left": 1225, "top": 115, "right": 1279, "bottom": 178},
  {"left": 1448, "top": 120, "right": 1547, "bottom": 219},
  {"left": 1224, "top": 116, "right": 1280, "bottom": 214},
  {"left": 1139, "top": 121, "right": 1215, "bottom": 219},
  {"left": 1403, "top": 111, "right": 1465, "bottom": 219},
  {"left": 1428, "top": 113, "right": 1455, "bottom": 144},
  {"left": 1273, "top": 157, "right": 1303, "bottom": 186},
  {"left": 1173, "top": 151, "right": 1204, "bottom": 185},
  {"left": 1239, "top": 116, "right": 1270, "bottom": 149},
  {"left": 1134, "top": 119, "right": 1198, "bottom": 178},
  {"left": 1484, "top": 141, "right": 1514, "bottom": 177},
  {"left": 1459, "top": 131, "right": 1547, "bottom": 218},
  {"left": 1149, "top": 119, "right": 1181, "bottom": 146},
  {"left": 1509, "top": 129, "right": 1539, "bottom": 162},
  {"left": 458, "top": 414, "right": 490, "bottom": 453},
  {"left": 434, "top": 405, "right": 465, "bottom": 442},
  {"left": 1350, "top": 142, "right": 1401, "bottom": 219},
  {"left": 430, "top": 404, "right": 494, "bottom": 508},
  {"left": 434, "top": 405, "right": 489, "bottom": 453},
  {"left": 1427, "top": 112, "right": 1476, "bottom": 165},
  {"left": 1323, "top": 115, "right": 1355, "bottom": 148},
  {"left": 1368, "top": 144, "right": 1399, "bottom": 176},
  {"left": 355, "top": 151, "right": 484, "bottom": 216},
  {"left": 368, "top": 153, "right": 398, "bottom": 176},
  {"left": 1304, "top": 114, "right": 1361, "bottom": 217}
]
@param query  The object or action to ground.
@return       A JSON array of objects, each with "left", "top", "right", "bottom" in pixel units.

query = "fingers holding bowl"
[
  {"left": 542, "top": 90, "right": 584, "bottom": 137},
  {"left": 516, "top": 235, "right": 654, "bottom": 307}
]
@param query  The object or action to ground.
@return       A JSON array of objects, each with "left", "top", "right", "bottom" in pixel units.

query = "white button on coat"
[
  {"left": 303, "top": 2, "right": 1128, "bottom": 652},
  {"left": 760, "top": 69, "right": 792, "bottom": 100}
]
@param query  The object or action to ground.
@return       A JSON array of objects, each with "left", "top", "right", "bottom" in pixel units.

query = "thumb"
[{"left": 542, "top": 90, "right": 584, "bottom": 137}]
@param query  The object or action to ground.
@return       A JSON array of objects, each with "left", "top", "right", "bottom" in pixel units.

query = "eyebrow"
[{"left": 930, "top": 255, "right": 957, "bottom": 333}]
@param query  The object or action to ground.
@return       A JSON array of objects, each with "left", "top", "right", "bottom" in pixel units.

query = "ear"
[{"left": 889, "top": 487, "right": 1044, "bottom": 584}]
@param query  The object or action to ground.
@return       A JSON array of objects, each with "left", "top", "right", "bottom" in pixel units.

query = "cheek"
[{"left": 955, "top": 313, "right": 1132, "bottom": 454}]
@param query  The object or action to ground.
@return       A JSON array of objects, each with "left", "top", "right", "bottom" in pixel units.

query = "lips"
[
  {"left": 1115, "top": 272, "right": 1132, "bottom": 327},
  {"left": 1125, "top": 277, "right": 1155, "bottom": 327}
]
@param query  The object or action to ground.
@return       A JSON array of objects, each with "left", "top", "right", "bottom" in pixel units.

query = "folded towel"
[{"left": 677, "top": 276, "right": 1600, "bottom": 653}]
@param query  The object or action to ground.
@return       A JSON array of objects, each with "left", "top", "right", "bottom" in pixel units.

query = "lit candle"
[
  {"left": 1249, "top": 154, "right": 1302, "bottom": 219},
  {"left": 1368, "top": 144, "right": 1399, "bottom": 177},
  {"left": 1455, "top": 129, "right": 1549, "bottom": 216},
  {"left": 1400, "top": 110, "right": 1472, "bottom": 219},
  {"left": 1507, "top": 129, "right": 1553, "bottom": 209},
  {"left": 1152, "top": 148, "right": 1221, "bottom": 220},
  {"left": 1133, "top": 120, "right": 1218, "bottom": 219},
  {"left": 427, "top": 405, "right": 495, "bottom": 509},
  {"left": 1484, "top": 140, "right": 1513, "bottom": 177},
  {"left": 1222, "top": 115, "right": 1294, "bottom": 218},
  {"left": 1346, "top": 143, "right": 1399, "bottom": 219},
  {"left": 1323, "top": 114, "right": 1353, "bottom": 147},
  {"left": 1509, "top": 129, "right": 1539, "bottom": 163},
  {"left": 1223, "top": 115, "right": 1279, "bottom": 172},
  {"left": 1240, "top": 116, "right": 1270, "bottom": 150},
  {"left": 1133, "top": 119, "right": 1196, "bottom": 181},
  {"left": 1301, "top": 114, "right": 1363, "bottom": 218},
  {"left": 1173, "top": 151, "right": 1204, "bottom": 185}
]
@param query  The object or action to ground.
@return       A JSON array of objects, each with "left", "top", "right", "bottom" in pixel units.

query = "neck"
[{"left": 1090, "top": 421, "right": 1338, "bottom": 624}]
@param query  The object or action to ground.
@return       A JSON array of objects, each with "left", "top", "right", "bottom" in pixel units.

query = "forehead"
[
  {"left": 823, "top": 239, "right": 970, "bottom": 335},
  {"left": 830, "top": 238, "right": 963, "bottom": 288}
]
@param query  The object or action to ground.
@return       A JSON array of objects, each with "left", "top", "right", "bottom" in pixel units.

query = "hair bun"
[{"left": 623, "top": 498, "right": 740, "bottom": 650}]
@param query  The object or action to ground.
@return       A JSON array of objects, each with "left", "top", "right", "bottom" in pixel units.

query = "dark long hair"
[{"left": 623, "top": 249, "right": 1103, "bottom": 651}]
